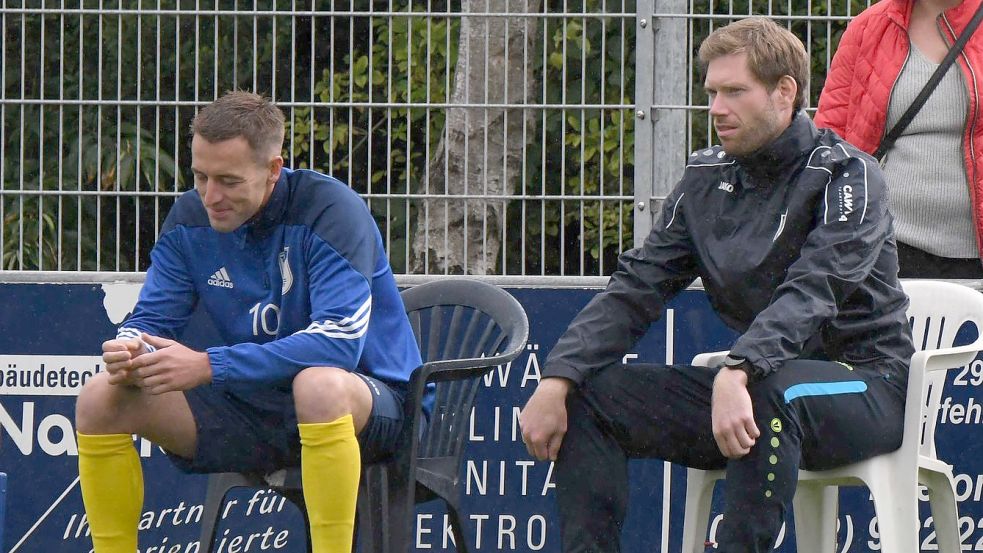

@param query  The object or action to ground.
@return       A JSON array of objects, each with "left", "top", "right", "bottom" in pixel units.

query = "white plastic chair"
[{"left": 681, "top": 280, "right": 983, "bottom": 553}]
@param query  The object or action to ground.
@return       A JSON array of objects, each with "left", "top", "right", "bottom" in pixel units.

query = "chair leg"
[
  {"left": 387, "top": 474, "right": 411, "bottom": 553},
  {"left": 867, "top": 469, "right": 920, "bottom": 553},
  {"left": 198, "top": 473, "right": 256, "bottom": 553},
  {"left": 682, "top": 468, "right": 719, "bottom": 553},
  {"left": 446, "top": 503, "right": 470, "bottom": 553},
  {"left": 921, "top": 469, "right": 963, "bottom": 553},
  {"left": 357, "top": 462, "right": 416, "bottom": 553},
  {"left": 792, "top": 483, "right": 838, "bottom": 553},
  {"left": 355, "top": 466, "right": 386, "bottom": 553}
]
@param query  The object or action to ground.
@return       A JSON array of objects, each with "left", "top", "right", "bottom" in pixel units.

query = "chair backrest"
[
  {"left": 358, "top": 279, "right": 528, "bottom": 553},
  {"left": 901, "top": 280, "right": 983, "bottom": 459},
  {"left": 400, "top": 278, "right": 529, "bottom": 459}
]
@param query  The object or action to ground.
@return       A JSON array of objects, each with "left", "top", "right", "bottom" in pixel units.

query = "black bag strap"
[{"left": 874, "top": 2, "right": 983, "bottom": 161}]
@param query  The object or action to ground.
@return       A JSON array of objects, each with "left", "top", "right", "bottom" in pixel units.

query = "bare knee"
[
  {"left": 293, "top": 367, "right": 371, "bottom": 428},
  {"left": 75, "top": 372, "right": 142, "bottom": 434}
]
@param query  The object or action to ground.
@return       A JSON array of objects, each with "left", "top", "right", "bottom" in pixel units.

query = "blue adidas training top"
[{"left": 118, "top": 168, "right": 422, "bottom": 391}]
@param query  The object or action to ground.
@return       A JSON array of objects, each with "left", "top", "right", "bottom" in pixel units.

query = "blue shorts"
[{"left": 167, "top": 373, "right": 407, "bottom": 474}]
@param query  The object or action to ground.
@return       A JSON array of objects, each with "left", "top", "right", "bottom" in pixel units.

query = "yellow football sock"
[
  {"left": 77, "top": 432, "right": 143, "bottom": 553},
  {"left": 299, "top": 414, "right": 361, "bottom": 553}
]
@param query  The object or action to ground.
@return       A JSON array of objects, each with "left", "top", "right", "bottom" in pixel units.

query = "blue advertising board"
[{"left": 1, "top": 280, "right": 982, "bottom": 552}]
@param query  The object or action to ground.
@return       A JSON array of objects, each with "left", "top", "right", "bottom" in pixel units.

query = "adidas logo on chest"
[{"left": 208, "top": 267, "right": 235, "bottom": 289}]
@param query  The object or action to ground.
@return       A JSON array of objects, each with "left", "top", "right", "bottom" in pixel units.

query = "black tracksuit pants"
[{"left": 555, "top": 360, "right": 907, "bottom": 553}]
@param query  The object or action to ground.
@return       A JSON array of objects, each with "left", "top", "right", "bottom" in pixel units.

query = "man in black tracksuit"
[{"left": 519, "top": 18, "right": 914, "bottom": 553}]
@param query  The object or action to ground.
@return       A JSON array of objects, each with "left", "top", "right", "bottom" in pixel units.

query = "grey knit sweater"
[{"left": 882, "top": 43, "right": 976, "bottom": 258}]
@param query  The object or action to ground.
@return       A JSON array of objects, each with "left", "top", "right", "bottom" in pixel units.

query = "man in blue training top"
[{"left": 74, "top": 91, "right": 422, "bottom": 553}]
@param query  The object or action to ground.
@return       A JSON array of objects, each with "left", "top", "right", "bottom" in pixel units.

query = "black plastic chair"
[{"left": 197, "top": 278, "right": 530, "bottom": 553}]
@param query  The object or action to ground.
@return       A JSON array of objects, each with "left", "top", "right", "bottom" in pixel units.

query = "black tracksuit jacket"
[{"left": 543, "top": 112, "right": 915, "bottom": 383}]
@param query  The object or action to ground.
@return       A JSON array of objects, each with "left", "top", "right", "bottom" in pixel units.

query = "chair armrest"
[
  {"left": 905, "top": 341, "right": 983, "bottom": 460},
  {"left": 402, "top": 355, "right": 516, "bottom": 438},
  {"left": 694, "top": 345, "right": 982, "bottom": 375},
  {"left": 417, "top": 353, "right": 518, "bottom": 384},
  {"left": 912, "top": 343, "right": 983, "bottom": 373},
  {"left": 691, "top": 350, "right": 731, "bottom": 368}
]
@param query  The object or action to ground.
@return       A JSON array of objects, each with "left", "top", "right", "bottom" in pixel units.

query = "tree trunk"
[{"left": 411, "top": 0, "right": 540, "bottom": 275}]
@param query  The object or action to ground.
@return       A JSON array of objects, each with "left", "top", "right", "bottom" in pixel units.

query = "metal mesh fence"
[
  {"left": 1, "top": 0, "right": 873, "bottom": 276},
  {"left": 0, "top": 0, "right": 636, "bottom": 276}
]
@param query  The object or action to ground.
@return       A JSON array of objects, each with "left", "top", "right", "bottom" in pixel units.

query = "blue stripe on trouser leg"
[{"left": 783, "top": 381, "right": 868, "bottom": 403}]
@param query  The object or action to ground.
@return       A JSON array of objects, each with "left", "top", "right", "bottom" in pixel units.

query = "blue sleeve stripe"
[
  {"left": 298, "top": 320, "right": 370, "bottom": 339},
  {"left": 321, "top": 296, "right": 371, "bottom": 330},
  {"left": 297, "top": 297, "right": 372, "bottom": 339},
  {"left": 783, "top": 381, "right": 868, "bottom": 404}
]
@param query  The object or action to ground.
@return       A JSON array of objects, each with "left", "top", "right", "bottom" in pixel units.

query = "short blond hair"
[{"left": 698, "top": 17, "right": 809, "bottom": 111}]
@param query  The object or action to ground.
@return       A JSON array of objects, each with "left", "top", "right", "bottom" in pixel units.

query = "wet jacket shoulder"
[{"left": 542, "top": 114, "right": 914, "bottom": 385}]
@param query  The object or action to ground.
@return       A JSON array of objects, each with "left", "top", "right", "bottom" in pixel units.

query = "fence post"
[
  {"left": 634, "top": 0, "right": 689, "bottom": 248},
  {"left": 633, "top": 0, "right": 656, "bottom": 248}
]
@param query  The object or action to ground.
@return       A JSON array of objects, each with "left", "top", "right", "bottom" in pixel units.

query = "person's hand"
[
  {"left": 102, "top": 338, "right": 149, "bottom": 386},
  {"left": 519, "top": 377, "right": 573, "bottom": 461},
  {"left": 711, "top": 368, "right": 760, "bottom": 459},
  {"left": 126, "top": 333, "right": 212, "bottom": 395}
]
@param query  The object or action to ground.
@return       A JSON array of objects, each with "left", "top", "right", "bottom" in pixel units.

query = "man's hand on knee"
[
  {"left": 711, "top": 369, "right": 760, "bottom": 459},
  {"left": 519, "top": 377, "right": 572, "bottom": 462}
]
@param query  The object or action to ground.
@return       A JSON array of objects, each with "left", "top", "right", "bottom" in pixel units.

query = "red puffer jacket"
[{"left": 814, "top": 0, "right": 983, "bottom": 256}]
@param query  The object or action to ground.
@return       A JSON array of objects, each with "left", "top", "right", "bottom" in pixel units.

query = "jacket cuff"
[
  {"left": 726, "top": 358, "right": 769, "bottom": 383},
  {"left": 726, "top": 349, "right": 777, "bottom": 382},
  {"left": 206, "top": 347, "right": 228, "bottom": 390},
  {"left": 541, "top": 363, "right": 587, "bottom": 386}
]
